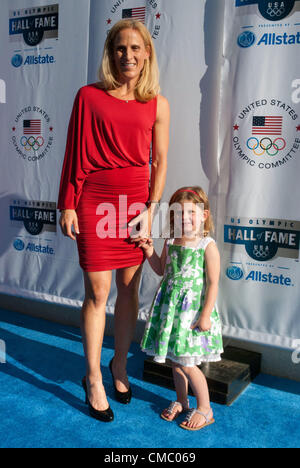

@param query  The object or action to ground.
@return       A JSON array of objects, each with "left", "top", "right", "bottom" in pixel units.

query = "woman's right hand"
[{"left": 59, "top": 209, "right": 80, "bottom": 241}]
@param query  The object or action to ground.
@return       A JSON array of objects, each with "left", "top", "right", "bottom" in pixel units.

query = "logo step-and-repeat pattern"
[
  {"left": 9, "top": 4, "right": 58, "bottom": 68},
  {"left": 233, "top": 98, "right": 300, "bottom": 170},
  {"left": 10, "top": 200, "right": 57, "bottom": 256},
  {"left": 1, "top": 0, "right": 299, "bottom": 348},
  {"left": 218, "top": 0, "right": 300, "bottom": 347},
  {"left": 1, "top": 0, "right": 91, "bottom": 296}
]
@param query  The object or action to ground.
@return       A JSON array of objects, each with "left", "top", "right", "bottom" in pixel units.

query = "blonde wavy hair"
[
  {"left": 98, "top": 19, "right": 160, "bottom": 103},
  {"left": 168, "top": 186, "right": 214, "bottom": 238}
]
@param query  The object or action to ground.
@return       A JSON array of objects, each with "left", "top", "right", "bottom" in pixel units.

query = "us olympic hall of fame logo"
[
  {"left": 224, "top": 217, "right": 300, "bottom": 262},
  {"left": 236, "top": 0, "right": 300, "bottom": 22},
  {"left": 9, "top": 4, "right": 59, "bottom": 47},
  {"left": 232, "top": 98, "right": 300, "bottom": 171},
  {"left": 11, "top": 106, "right": 54, "bottom": 162},
  {"left": 10, "top": 200, "right": 57, "bottom": 236},
  {"left": 105, "top": 0, "right": 163, "bottom": 40}
]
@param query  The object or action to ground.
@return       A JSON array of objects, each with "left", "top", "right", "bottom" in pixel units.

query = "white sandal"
[
  {"left": 161, "top": 400, "right": 189, "bottom": 422},
  {"left": 180, "top": 408, "right": 215, "bottom": 431}
]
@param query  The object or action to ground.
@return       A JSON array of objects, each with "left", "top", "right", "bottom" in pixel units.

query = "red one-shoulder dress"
[{"left": 57, "top": 84, "right": 157, "bottom": 272}]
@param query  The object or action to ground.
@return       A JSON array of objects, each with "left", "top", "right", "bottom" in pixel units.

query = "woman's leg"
[
  {"left": 180, "top": 365, "right": 213, "bottom": 429},
  {"left": 111, "top": 264, "right": 143, "bottom": 392},
  {"left": 81, "top": 270, "right": 112, "bottom": 411}
]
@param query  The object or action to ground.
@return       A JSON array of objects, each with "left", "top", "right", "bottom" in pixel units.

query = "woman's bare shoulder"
[
  {"left": 156, "top": 94, "right": 170, "bottom": 121},
  {"left": 157, "top": 94, "right": 169, "bottom": 106}
]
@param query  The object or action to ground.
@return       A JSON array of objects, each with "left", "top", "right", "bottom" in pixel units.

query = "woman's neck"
[{"left": 109, "top": 81, "right": 138, "bottom": 100}]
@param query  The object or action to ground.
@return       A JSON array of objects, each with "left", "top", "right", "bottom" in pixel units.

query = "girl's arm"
[
  {"left": 139, "top": 239, "right": 168, "bottom": 276},
  {"left": 191, "top": 241, "right": 220, "bottom": 332}
]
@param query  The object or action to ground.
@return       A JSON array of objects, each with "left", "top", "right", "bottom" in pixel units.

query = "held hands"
[
  {"left": 59, "top": 209, "right": 80, "bottom": 241},
  {"left": 128, "top": 206, "right": 153, "bottom": 243},
  {"left": 137, "top": 237, "right": 154, "bottom": 258},
  {"left": 191, "top": 315, "right": 212, "bottom": 333}
]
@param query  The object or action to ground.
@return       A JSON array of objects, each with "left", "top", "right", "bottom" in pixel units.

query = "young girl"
[{"left": 139, "top": 187, "right": 223, "bottom": 431}]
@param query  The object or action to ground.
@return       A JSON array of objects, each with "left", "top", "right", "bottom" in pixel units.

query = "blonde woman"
[{"left": 58, "top": 19, "right": 170, "bottom": 422}]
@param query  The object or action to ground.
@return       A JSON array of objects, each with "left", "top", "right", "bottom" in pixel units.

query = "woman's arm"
[
  {"left": 191, "top": 241, "right": 220, "bottom": 332},
  {"left": 149, "top": 94, "right": 170, "bottom": 205},
  {"left": 129, "top": 95, "right": 170, "bottom": 239},
  {"left": 57, "top": 89, "right": 91, "bottom": 240}
]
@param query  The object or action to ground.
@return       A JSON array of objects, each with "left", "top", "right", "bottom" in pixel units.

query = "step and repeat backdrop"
[
  {"left": 218, "top": 0, "right": 300, "bottom": 349},
  {"left": 0, "top": 0, "right": 299, "bottom": 351}
]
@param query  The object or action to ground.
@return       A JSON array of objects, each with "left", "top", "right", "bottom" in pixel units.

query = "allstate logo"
[
  {"left": 13, "top": 239, "right": 25, "bottom": 251},
  {"left": 11, "top": 54, "right": 23, "bottom": 68},
  {"left": 237, "top": 31, "right": 256, "bottom": 48},
  {"left": 226, "top": 266, "right": 244, "bottom": 281}
]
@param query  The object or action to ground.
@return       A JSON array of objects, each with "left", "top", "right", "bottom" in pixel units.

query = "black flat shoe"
[
  {"left": 82, "top": 377, "right": 114, "bottom": 422},
  {"left": 109, "top": 358, "right": 132, "bottom": 404}
]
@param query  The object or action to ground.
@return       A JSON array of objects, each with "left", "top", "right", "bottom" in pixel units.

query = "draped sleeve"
[
  {"left": 57, "top": 84, "right": 157, "bottom": 210},
  {"left": 57, "top": 89, "right": 93, "bottom": 210}
]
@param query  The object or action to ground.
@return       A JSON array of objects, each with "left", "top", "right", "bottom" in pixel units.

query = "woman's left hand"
[
  {"left": 191, "top": 316, "right": 212, "bottom": 333},
  {"left": 128, "top": 207, "right": 153, "bottom": 242}
]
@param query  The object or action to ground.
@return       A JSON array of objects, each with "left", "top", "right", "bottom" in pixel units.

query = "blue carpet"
[{"left": 0, "top": 308, "right": 300, "bottom": 448}]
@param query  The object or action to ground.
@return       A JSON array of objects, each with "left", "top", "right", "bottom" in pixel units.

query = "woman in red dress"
[{"left": 57, "top": 19, "right": 169, "bottom": 422}]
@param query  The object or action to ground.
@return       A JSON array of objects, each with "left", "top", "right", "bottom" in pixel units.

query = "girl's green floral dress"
[{"left": 141, "top": 237, "right": 223, "bottom": 367}]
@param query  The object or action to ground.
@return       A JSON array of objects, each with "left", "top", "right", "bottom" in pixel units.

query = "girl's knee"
[{"left": 180, "top": 365, "right": 198, "bottom": 376}]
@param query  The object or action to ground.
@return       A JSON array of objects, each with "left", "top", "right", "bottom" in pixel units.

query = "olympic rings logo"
[
  {"left": 246, "top": 137, "right": 286, "bottom": 156},
  {"left": 253, "top": 245, "right": 270, "bottom": 259},
  {"left": 266, "top": 6, "right": 285, "bottom": 18},
  {"left": 20, "top": 136, "right": 44, "bottom": 151}
]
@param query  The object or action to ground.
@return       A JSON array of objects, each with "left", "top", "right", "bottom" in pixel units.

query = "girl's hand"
[
  {"left": 59, "top": 209, "right": 79, "bottom": 241},
  {"left": 191, "top": 315, "right": 212, "bottom": 333},
  {"left": 138, "top": 238, "right": 154, "bottom": 258}
]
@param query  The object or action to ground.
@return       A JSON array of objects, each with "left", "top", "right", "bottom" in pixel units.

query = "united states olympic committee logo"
[
  {"left": 233, "top": 97, "right": 300, "bottom": 170},
  {"left": 11, "top": 106, "right": 54, "bottom": 162},
  {"left": 105, "top": 0, "right": 164, "bottom": 41}
]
